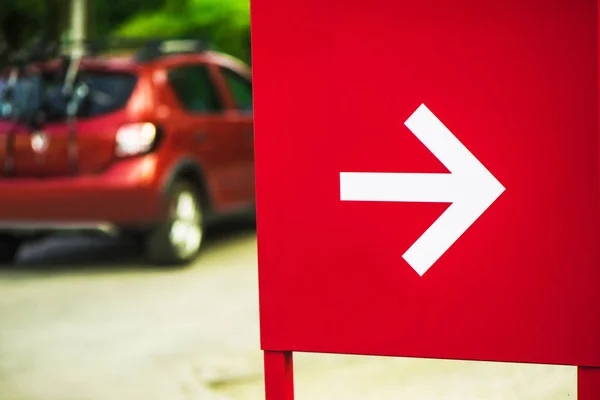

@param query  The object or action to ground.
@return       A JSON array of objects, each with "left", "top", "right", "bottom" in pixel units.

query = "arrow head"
[
  {"left": 402, "top": 104, "right": 505, "bottom": 276},
  {"left": 340, "top": 104, "right": 505, "bottom": 276}
]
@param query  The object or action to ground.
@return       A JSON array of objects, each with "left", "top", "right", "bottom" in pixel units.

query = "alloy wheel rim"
[{"left": 169, "top": 191, "right": 203, "bottom": 259}]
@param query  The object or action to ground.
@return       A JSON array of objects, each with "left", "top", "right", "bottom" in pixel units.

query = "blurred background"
[
  {"left": 0, "top": 1, "right": 576, "bottom": 400},
  {"left": 0, "top": 0, "right": 251, "bottom": 64}
]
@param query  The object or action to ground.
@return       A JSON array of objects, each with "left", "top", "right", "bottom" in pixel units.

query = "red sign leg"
[
  {"left": 578, "top": 366, "right": 600, "bottom": 399},
  {"left": 264, "top": 351, "right": 294, "bottom": 400}
]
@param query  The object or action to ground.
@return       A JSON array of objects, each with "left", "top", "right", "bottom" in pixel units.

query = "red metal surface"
[
  {"left": 264, "top": 351, "right": 294, "bottom": 400},
  {"left": 252, "top": 0, "right": 600, "bottom": 371},
  {"left": 578, "top": 367, "right": 600, "bottom": 400}
]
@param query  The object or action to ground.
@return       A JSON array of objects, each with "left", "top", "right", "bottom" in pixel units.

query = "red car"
[{"left": 0, "top": 39, "right": 255, "bottom": 265}]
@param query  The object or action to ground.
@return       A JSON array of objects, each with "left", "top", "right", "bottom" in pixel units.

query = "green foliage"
[
  {"left": 0, "top": 0, "right": 162, "bottom": 48},
  {"left": 116, "top": 0, "right": 251, "bottom": 64},
  {"left": 93, "top": 0, "right": 164, "bottom": 38},
  {"left": 0, "top": 0, "right": 66, "bottom": 46},
  {"left": 0, "top": 0, "right": 251, "bottom": 66},
  {"left": 0, "top": 0, "right": 45, "bottom": 22}
]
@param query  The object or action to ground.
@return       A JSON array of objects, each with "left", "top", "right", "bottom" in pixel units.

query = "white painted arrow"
[{"left": 340, "top": 103, "right": 505, "bottom": 276}]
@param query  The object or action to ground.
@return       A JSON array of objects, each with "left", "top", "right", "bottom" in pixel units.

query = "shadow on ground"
[{"left": 3, "top": 217, "right": 256, "bottom": 273}]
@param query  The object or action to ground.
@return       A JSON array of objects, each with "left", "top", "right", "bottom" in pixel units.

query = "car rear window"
[
  {"left": 0, "top": 70, "right": 138, "bottom": 122},
  {"left": 78, "top": 71, "right": 138, "bottom": 118}
]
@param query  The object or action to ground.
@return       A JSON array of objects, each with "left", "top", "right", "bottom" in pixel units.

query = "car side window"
[
  {"left": 167, "top": 65, "right": 223, "bottom": 113},
  {"left": 221, "top": 67, "right": 252, "bottom": 112}
]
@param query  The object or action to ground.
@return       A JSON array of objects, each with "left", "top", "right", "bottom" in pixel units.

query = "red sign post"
[{"left": 250, "top": 0, "right": 600, "bottom": 398}]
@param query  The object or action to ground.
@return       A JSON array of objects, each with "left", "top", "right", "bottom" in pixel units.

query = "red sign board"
[{"left": 251, "top": 0, "right": 600, "bottom": 375}]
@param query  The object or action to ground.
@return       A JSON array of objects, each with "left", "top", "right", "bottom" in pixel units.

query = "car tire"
[
  {"left": 145, "top": 180, "right": 206, "bottom": 266},
  {"left": 0, "top": 235, "right": 22, "bottom": 265}
]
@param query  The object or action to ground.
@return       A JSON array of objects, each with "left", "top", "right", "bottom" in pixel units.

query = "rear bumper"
[{"left": 0, "top": 155, "right": 166, "bottom": 230}]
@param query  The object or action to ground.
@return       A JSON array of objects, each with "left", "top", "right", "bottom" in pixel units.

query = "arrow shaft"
[{"left": 340, "top": 172, "right": 461, "bottom": 203}]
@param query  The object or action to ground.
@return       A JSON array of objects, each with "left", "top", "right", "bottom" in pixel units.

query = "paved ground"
[{"left": 0, "top": 222, "right": 576, "bottom": 400}]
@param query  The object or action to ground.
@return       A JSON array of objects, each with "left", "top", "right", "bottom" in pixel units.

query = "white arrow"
[{"left": 340, "top": 103, "right": 505, "bottom": 276}]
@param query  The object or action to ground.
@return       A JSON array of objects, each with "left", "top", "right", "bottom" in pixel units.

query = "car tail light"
[{"left": 115, "top": 122, "right": 159, "bottom": 157}]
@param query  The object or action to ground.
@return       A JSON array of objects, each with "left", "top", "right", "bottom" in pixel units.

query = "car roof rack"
[
  {"left": 0, "top": 36, "right": 208, "bottom": 72},
  {"left": 133, "top": 38, "right": 207, "bottom": 62},
  {"left": 58, "top": 36, "right": 207, "bottom": 63}
]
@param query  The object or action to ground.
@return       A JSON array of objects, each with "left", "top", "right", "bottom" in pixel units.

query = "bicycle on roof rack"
[
  {"left": 0, "top": 36, "right": 209, "bottom": 175},
  {"left": 0, "top": 35, "right": 208, "bottom": 108},
  {"left": 0, "top": 36, "right": 59, "bottom": 173}
]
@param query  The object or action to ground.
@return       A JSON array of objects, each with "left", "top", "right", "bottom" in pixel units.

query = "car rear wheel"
[
  {"left": 145, "top": 180, "right": 206, "bottom": 266},
  {"left": 0, "top": 235, "right": 23, "bottom": 265}
]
